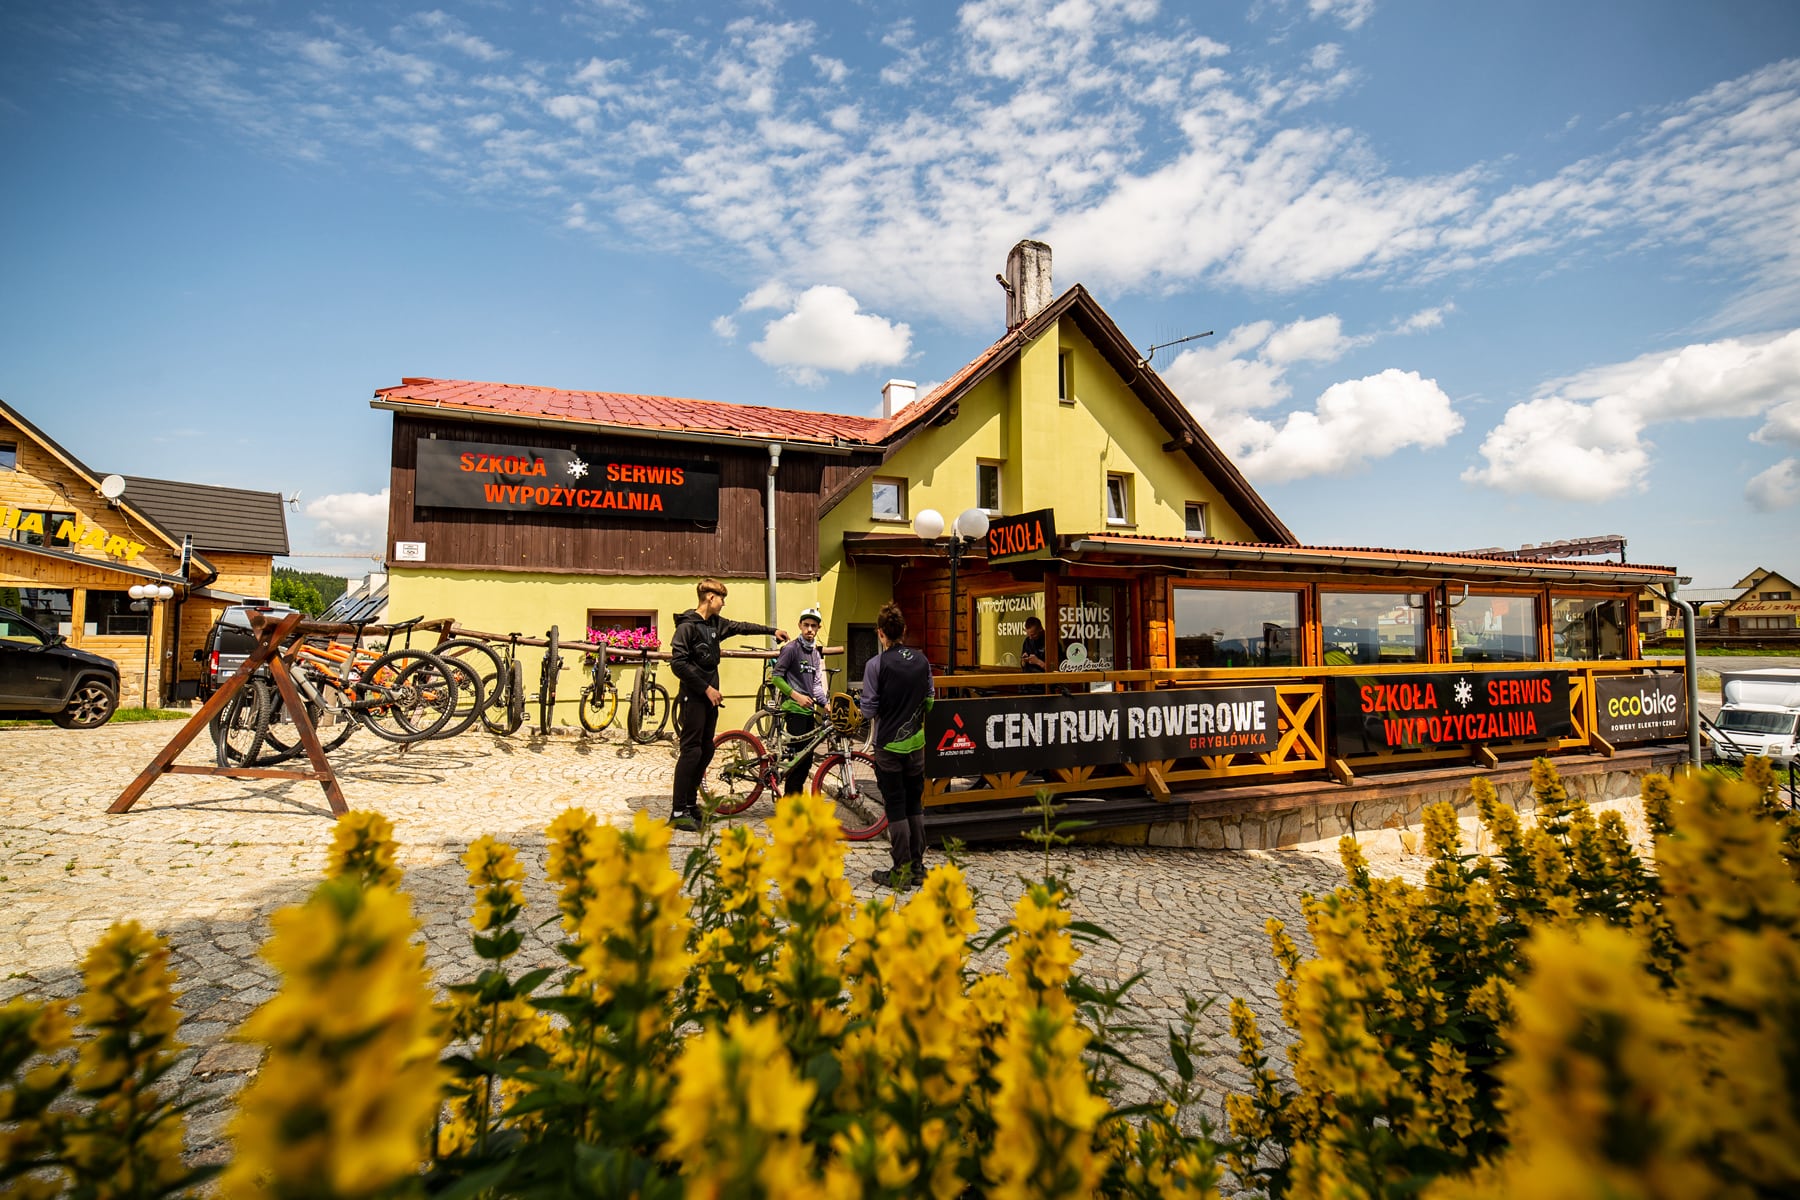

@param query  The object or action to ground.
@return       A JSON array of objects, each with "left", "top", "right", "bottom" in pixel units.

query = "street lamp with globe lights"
[
  {"left": 911, "top": 506, "right": 990, "bottom": 672},
  {"left": 127, "top": 583, "right": 174, "bottom": 709}
]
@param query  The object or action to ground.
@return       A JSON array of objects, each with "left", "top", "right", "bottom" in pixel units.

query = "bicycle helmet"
[
  {"left": 798, "top": 606, "right": 823, "bottom": 625},
  {"left": 828, "top": 692, "right": 864, "bottom": 734}
]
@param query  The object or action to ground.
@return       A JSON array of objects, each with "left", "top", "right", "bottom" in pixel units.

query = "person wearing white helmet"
[{"left": 772, "top": 605, "right": 828, "bottom": 795}]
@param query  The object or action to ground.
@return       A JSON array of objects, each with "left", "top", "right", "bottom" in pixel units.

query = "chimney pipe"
[
  {"left": 1004, "top": 240, "right": 1053, "bottom": 328},
  {"left": 882, "top": 379, "right": 917, "bottom": 418}
]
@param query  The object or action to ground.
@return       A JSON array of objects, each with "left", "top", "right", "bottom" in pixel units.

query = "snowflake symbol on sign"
[
  {"left": 566, "top": 457, "right": 589, "bottom": 479},
  {"left": 1453, "top": 678, "right": 1475, "bottom": 708}
]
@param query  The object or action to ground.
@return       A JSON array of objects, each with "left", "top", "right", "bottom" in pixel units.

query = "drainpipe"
[
  {"left": 1655, "top": 581, "right": 1702, "bottom": 768},
  {"left": 766, "top": 443, "right": 781, "bottom": 643}
]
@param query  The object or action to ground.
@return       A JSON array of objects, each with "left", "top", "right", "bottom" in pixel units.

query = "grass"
[
  {"left": 1644, "top": 644, "right": 1800, "bottom": 657},
  {"left": 0, "top": 707, "right": 192, "bottom": 729}
]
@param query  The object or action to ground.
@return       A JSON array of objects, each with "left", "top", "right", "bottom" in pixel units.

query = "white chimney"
[
  {"left": 1004, "top": 240, "right": 1053, "bottom": 328},
  {"left": 882, "top": 379, "right": 917, "bottom": 418}
]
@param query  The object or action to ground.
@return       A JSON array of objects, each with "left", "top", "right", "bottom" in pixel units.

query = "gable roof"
[
  {"left": 817, "top": 286, "right": 1297, "bottom": 544},
  {"left": 120, "top": 476, "right": 290, "bottom": 556},
  {"left": 372, "top": 377, "right": 885, "bottom": 449}
]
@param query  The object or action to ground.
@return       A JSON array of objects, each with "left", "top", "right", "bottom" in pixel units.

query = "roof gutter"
[
  {"left": 371, "top": 398, "right": 864, "bottom": 457},
  {"left": 1067, "top": 537, "right": 1677, "bottom": 584}
]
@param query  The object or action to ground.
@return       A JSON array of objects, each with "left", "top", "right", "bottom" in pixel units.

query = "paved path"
[{"left": 1, "top": 719, "right": 1417, "bottom": 1156}]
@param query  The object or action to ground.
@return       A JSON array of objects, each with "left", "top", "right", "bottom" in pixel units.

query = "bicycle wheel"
[
  {"left": 629, "top": 681, "right": 671, "bottom": 744},
  {"left": 538, "top": 626, "right": 560, "bottom": 736},
  {"left": 579, "top": 679, "right": 619, "bottom": 733},
  {"left": 261, "top": 674, "right": 358, "bottom": 762},
  {"left": 353, "top": 650, "right": 456, "bottom": 743},
  {"left": 502, "top": 660, "right": 526, "bottom": 735},
  {"left": 743, "top": 706, "right": 780, "bottom": 746},
  {"left": 212, "top": 675, "right": 271, "bottom": 767},
  {"left": 706, "top": 730, "right": 771, "bottom": 815},
  {"left": 437, "top": 639, "right": 509, "bottom": 734},
  {"left": 433, "top": 656, "right": 486, "bottom": 740},
  {"left": 812, "top": 750, "right": 888, "bottom": 840},
  {"left": 756, "top": 677, "right": 781, "bottom": 712}
]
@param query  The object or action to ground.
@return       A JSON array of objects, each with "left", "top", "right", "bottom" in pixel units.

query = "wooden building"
[
  {"left": 374, "top": 242, "right": 1685, "bottom": 805},
  {"left": 0, "top": 399, "right": 288, "bottom": 707}
]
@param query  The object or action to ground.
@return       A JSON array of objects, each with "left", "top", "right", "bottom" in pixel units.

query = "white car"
[{"left": 1708, "top": 669, "right": 1800, "bottom": 767}]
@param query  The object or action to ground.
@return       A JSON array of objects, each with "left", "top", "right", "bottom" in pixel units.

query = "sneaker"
[
  {"left": 871, "top": 867, "right": 922, "bottom": 890},
  {"left": 671, "top": 814, "right": 701, "bottom": 833}
]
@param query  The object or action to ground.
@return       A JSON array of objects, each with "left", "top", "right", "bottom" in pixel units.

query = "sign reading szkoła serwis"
[
  {"left": 415, "top": 438, "right": 720, "bottom": 522},
  {"left": 1594, "top": 674, "right": 1687, "bottom": 743},
  {"left": 1332, "top": 671, "right": 1573, "bottom": 754},
  {"left": 925, "top": 686, "right": 1279, "bottom": 779},
  {"left": 986, "top": 508, "right": 1055, "bottom": 563}
]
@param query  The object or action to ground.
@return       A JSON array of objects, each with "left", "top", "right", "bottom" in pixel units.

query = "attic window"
[
  {"left": 871, "top": 477, "right": 907, "bottom": 523},
  {"left": 1105, "top": 473, "right": 1133, "bottom": 526},
  {"left": 0, "top": 442, "right": 15, "bottom": 471},
  {"left": 1184, "top": 502, "right": 1208, "bottom": 538},
  {"left": 1058, "top": 352, "right": 1073, "bottom": 405}
]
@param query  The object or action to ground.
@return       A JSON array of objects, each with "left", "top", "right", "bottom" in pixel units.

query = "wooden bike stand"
[{"left": 110, "top": 611, "right": 349, "bottom": 815}]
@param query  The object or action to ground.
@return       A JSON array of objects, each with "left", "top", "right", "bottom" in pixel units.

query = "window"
[
  {"left": 85, "top": 590, "right": 149, "bottom": 636},
  {"left": 1320, "top": 591, "right": 1429, "bottom": 664},
  {"left": 974, "top": 590, "right": 1044, "bottom": 669},
  {"left": 1184, "top": 502, "right": 1208, "bottom": 538},
  {"left": 1058, "top": 352, "right": 1073, "bottom": 405},
  {"left": 0, "top": 441, "right": 15, "bottom": 470},
  {"left": 1550, "top": 597, "right": 1628, "bottom": 661},
  {"left": 1449, "top": 593, "right": 1539, "bottom": 662},
  {"left": 1173, "top": 587, "right": 1302, "bottom": 668},
  {"left": 1639, "top": 598, "right": 1658, "bottom": 612},
  {"left": 5, "top": 588, "right": 73, "bottom": 635},
  {"left": 5, "top": 509, "right": 75, "bottom": 549},
  {"left": 1765, "top": 591, "right": 1792, "bottom": 601},
  {"left": 585, "top": 609, "right": 659, "bottom": 650},
  {"left": 1057, "top": 583, "right": 1121, "bottom": 670},
  {"left": 976, "top": 462, "right": 1002, "bottom": 513},
  {"left": 1105, "top": 473, "right": 1132, "bottom": 525},
  {"left": 871, "top": 477, "right": 907, "bottom": 522}
]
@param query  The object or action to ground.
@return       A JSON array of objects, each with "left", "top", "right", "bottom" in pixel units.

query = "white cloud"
[
  {"left": 1465, "top": 328, "right": 1800, "bottom": 500},
  {"left": 750, "top": 286, "right": 912, "bottom": 386},
  {"left": 1393, "top": 303, "right": 1451, "bottom": 334},
  {"left": 1746, "top": 458, "right": 1800, "bottom": 510},
  {"left": 1226, "top": 370, "right": 1461, "bottom": 482},
  {"left": 1308, "top": 0, "right": 1375, "bottom": 31},
  {"left": 711, "top": 314, "right": 737, "bottom": 340},
  {"left": 811, "top": 54, "right": 848, "bottom": 84},
  {"left": 305, "top": 489, "right": 389, "bottom": 551},
  {"left": 1263, "top": 314, "right": 1352, "bottom": 364}
]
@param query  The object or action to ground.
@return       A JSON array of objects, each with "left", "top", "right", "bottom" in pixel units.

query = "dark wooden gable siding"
[{"left": 387, "top": 415, "right": 823, "bottom": 578}]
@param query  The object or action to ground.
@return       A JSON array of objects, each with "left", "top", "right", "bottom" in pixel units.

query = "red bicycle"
[{"left": 704, "top": 696, "right": 885, "bottom": 839}]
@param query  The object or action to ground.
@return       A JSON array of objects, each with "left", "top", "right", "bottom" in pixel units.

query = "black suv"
[
  {"left": 0, "top": 607, "right": 121, "bottom": 728},
  {"left": 197, "top": 603, "right": 296, "bottom": 697}
]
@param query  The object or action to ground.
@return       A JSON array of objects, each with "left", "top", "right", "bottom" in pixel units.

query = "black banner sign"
[
  {"left": 1594, "top": 674, "right": 1687, "bottom": 743},
  {"left": 986, "top": 508, "right": 1056, "bottom": 563},
  {"left": 925, "top": 686, "right": 1280, "bottom": 779},
  {"left": 1332, "top": 671, "right": 1573, "bottom": 754},
  {"left": 415, "top": 438, "right": 720, "bottom": 523}
]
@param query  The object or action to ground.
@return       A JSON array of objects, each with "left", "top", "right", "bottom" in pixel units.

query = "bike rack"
[{"left": 110, "top": 614, "right": 457, "bottom": 816}]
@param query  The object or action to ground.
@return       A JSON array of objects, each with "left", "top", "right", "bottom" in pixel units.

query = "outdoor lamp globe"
[
  {"left": 157, "top": 585, "right": 174, "bottom": 601},
  {"left": 955, "top": 508, "right": 990, "bottom": 541},
  {"left": 913, "top": 508, "right": 945, "bottom": 540},
  {"left": 128, "top": 585, "right": 146, "bottom": 600}
]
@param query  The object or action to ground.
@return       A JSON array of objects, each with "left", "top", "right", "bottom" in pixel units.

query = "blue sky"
[{"left": 3, "top": 0, "right": 1798, "bottom": 586}]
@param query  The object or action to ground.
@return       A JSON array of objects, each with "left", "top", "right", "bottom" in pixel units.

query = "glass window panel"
[
  {"left": 1056, "top": 584, "right": 1119, "bottom": 670},
  {"left": 1449, "top": 593, "right": 1539, "bottom": 662},
  {"left": 86, "top": 589, "right": 148, "bottom": 636},
  {"left": 871, "top": 479, "right": 905, "bottom": 521},
  {"left": 1105, "top": 475, "right": 1130, "bottom": 523},
  {"left": 1184, "top": 502, "right": 1207, "bottom": 538},
  {"left": 14, "top": 588, "right": 73, "bottom": 635},
  {"left": 974, "top": 590, "right": 1043, "bottom": 669},
  {"left": 1320, "top": 591, "right": 1429, "bottom": 664},
  {"left": 0, "top": 441, "right": 16, "bottom": 470},
  {"left": 7, "top": 509, "right": 74, "bottom": 548},
  {"left": 1550, "top": 597, "right": 1629, "bottom": 661},
  {"left": 976, "top": 463, "right": 1001, "bottom": 512},
  {"left": 1173, "top": 587, "right": 1301, "bottom": 668}
]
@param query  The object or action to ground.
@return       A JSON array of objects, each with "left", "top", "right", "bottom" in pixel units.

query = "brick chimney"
[
  {"left": 882, "top": 379, "right": 917, "bottom": 418},
  {"left": 1003, "top": 240, "right": 1053, "bottom": 328}
]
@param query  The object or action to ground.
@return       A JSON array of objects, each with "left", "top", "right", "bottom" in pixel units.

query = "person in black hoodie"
[
  {"left": 859, "top": 601, "right": 934, "bottom": 888},
  {"left": 669, "top": 578, "right": 785, "bottom": 831}
]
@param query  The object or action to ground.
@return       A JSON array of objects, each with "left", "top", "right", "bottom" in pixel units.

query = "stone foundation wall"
[{"left": 1094, "top": 765, "right": 1660, "bottom": 854}]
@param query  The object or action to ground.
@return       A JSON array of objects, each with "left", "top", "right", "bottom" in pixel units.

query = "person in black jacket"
[
  {"left": 669, "top": 578, "right": 785, "bottom": 831},
  {"left": 859, "top": 601, "right": 934, "bottom": 888}
]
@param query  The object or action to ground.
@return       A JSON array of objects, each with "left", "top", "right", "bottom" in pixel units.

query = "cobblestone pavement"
[{"left": 0, "top": 719, "right": 1414, "bottom": 1157}]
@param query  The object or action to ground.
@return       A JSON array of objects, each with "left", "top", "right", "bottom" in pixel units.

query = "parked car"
[
  {"left": 196, "top": 604, "right": 297, "bottom": 698},
  {"left": 0, "top": 606, "right": 121, "bottom": 728}
]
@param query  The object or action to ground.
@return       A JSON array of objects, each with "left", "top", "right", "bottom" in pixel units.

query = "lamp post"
[
  {"left": 128, "top": 584, "right": 174, "bottom": 710},
  {"left": 912, "top": 507, "right": 990, "bottom": 673}
]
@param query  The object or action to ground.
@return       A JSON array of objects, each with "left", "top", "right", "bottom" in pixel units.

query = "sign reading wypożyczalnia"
[
  {"left": 924, "top": 686, "right": 1280, "bottom": 779},
  {"left": 1594, "top": 674, "right": 1687, "bottom": 743},
  {"left": 414, "top": 438, "right": 720, "bottom": 522},
  {"left": 1332, "top": 671, "right": 1573, "bottom": 754}
]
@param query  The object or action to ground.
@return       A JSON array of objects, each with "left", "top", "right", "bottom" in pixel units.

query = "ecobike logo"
[{"left": 1606, "top": 688, "right": 1680, "bottom": 719}]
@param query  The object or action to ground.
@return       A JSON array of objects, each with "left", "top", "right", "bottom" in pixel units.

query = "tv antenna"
[
  {"left": 284, "top": 491, "right": 303, "bottom": 513},
  {"left": 1137, "top": 329, "right": 1213, "bottom": 369}
]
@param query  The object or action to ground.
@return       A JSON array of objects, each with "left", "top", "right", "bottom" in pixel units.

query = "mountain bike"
[
  {"left": 538, "top": 624, "right": 562, "bottom": 736},
  {"left": 625, "top": 649, "right": 671, "bottom": 744},
  {"left": 744, "top": 665, "right": 839, "bottom": 750},
  {"left": 577, "top": 644, "right": 620, "bottom": 733},
  {"left": 432, "top": 631, "right": 527, "bottom": 736},
  {"left": 704, "top": 695, "right": 883, "bottom": 839}
]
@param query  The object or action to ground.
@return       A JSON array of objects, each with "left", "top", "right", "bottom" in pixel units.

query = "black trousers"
[
  {"left": 874, "top": 746, "right": 927, "bottom": 875},
  {"left": 783, "top": 708, "right": 817, "bottom": 796},
  {"left": 671, "top": 689, "right": 720, "bottom": 817}
]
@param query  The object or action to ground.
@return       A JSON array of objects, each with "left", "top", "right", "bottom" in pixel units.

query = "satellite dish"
[{"left": 99, "top": 475, "right": 126, "bottom": 500}]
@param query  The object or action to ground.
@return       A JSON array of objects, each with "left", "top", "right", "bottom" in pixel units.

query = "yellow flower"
[
  {"left": 985, "top": 1006, "right": 1107, "bottom": 1199},
  {"left": 545, "top": 807, "right": 602, "bottom": 935},
  {"left": 325, "top": 810, "right": 402, "bottom": 888},
  {"left": 464, "top": 834, "right": 526, "bottom": 935},
  {"left": 662, "top": 1013, "right": 822, "bottom": 1198}
]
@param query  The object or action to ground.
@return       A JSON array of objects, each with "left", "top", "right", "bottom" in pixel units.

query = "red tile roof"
[{"left": 375, "top": 377, "right": 889, "bottom": 445}]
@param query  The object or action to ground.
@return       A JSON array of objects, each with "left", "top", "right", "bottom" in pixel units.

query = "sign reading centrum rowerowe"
[
  {"left": 1331, "top": 671, "right": 1573, "bottom": 754},
  {"left": 924, "top": 686, "right": 1280, "bottom": 779},
  {"left": 414, "top": 438, "right": 721, "bottom": 523}
]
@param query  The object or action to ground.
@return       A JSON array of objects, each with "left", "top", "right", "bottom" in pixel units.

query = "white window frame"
[
  {"left": 976, "top": 461, "right": 1002, "bottom": 514},
  {"left": 1105, "top": 473, "right": 1132, "bottom": 526},
  {"left": 1184, "top": 501, "right": 1208, "bottom": 538},
  {"left": 870, "top": 477, "right": 908, "bottom": 523},
  {"left": 1058, "top": 352, "right": 1074, "bottom": 405}
]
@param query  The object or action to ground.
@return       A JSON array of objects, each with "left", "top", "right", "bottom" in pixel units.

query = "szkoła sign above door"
[
  {"left": 924, "top": 685, "right": 1279, "bottom": 779},
  {"left": 415, "top": 438, "right": 720, "bottom": 523}
]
